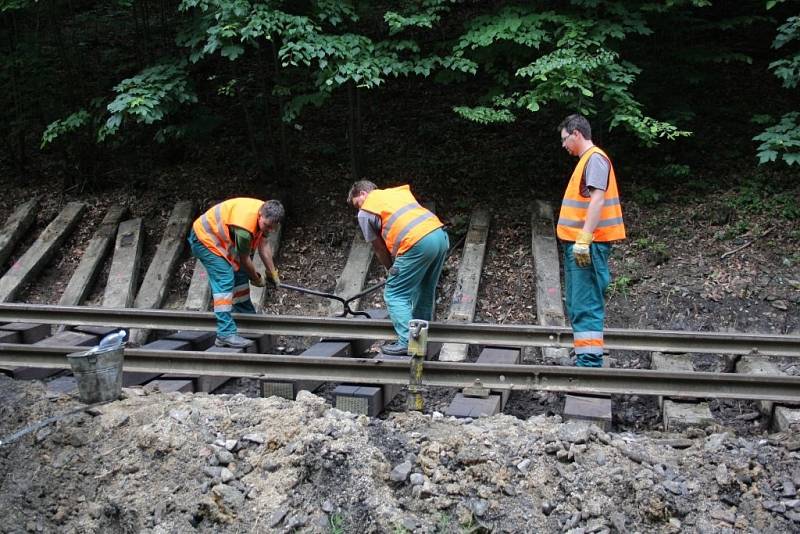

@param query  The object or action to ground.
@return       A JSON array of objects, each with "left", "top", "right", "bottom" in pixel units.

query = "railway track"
[
  {"left": 0, "top": 304, "right": 799, "bottom": 403},
  {"left": 1, "top": 200, "right": 798, "bottom": 428}
]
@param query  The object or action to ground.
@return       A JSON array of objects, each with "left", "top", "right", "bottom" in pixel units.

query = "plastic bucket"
[{"left": 67, "top": 345, "right": 124, "bottom": 403}]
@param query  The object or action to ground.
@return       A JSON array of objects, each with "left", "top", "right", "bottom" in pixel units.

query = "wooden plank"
[
  {"left": 251, "top": 221, "right": 283, "bottom": 313},
  {"left": 129, "top": 201, "right": 194, "bottom": 346},
  {"left": 321, "top": 233, "right": 373, "bottom": 316},
  {"left": 0, "top": 198, "right": 38, "bottom": 269},
  {"left": 0, "top": 202, "right": 85, "bottom": 303},
  {"left": 59, "top": 206, "right": 127, "bottom": 306},
  {"left": 439, "top": 208, "right": 490, "bottom": 362},
  {"left": 184, "top": 261, "right": 211, "bottom": 311},
  {"left": 531, "top": 200, "right": 570, "bottom": 362},
  {"left": 103, "top": 218, "right": 144, "bottom": 308}
]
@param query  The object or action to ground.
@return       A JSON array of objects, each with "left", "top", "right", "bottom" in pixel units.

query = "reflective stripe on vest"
[
  {"left": 556, "top": 147, "right": 626, "bottom": 242},
  {"left": 361, "top": 185, "right": 443, "bottom": 257},
  {"left": 192, "top": 198, "right": 264, "bottom": 270}
]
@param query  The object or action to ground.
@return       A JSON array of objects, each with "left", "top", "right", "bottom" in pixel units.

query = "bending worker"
[
  {"left": 348, "top": 181, "right": 449, "bottom": 356},
  {"left": 189, "top": 197, "right": 284, "bottom": 348},
  {"left": 557, "top": 114, "right": 626, "bottom": 367}
]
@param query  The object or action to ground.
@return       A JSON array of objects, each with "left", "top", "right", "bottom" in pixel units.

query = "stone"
[
  {"left": 559, "top": 421, "right": 591, "bottom": 444},
  {"left": 410, "top": 473, "right": 424, "bottom": 486},
  {"left": 268, "top": 506, "right": 289, "bottom": 528},
  {"left": 220, "top": 468, "right": 235, "bottom": 483},
  {"left": 390, "top": 461, "right": 413, "bottom": 482},
  {"left": 211, "top": 484, "right": 244, "bottom": 510},
  {"left": 242, "top": 433, "right": 265, "bottom": 445},
  {"left": 709, "top": 508, "right": 736, "bottom": 525}
]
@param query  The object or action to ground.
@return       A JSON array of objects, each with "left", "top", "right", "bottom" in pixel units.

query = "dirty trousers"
[
  {"left": 384, "top": 228, "right": 450, "bottom": 346},
  {"left": 563, "top": 242, "right": 612, "bottom": 367},
  {"left": 188, "top": 230, "right": 255, "bottom": 338}
]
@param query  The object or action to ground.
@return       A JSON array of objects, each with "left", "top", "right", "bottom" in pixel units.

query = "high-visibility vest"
[
  {"left": 557, "top": 146, "right": 626, "bottom": 242},
  {"left": 361, "top": 185, "right": 443, "bottom": 257},
  {"left": 192, "top": 197, "right": 264, "bottom": 270}
]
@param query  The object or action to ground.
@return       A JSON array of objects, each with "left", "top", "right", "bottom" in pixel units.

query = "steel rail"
[
  {"left": 0, "top": 303, "right": 799, "bottom": 357},
  {"left": 1, "top": 344, "right": 799, "bottom": 402}
]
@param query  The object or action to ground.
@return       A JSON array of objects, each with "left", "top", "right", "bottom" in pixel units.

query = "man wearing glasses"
[
  {"left": 557, "top": 114, "right": 626, "bottom": 367},
  {"left": 347, "top": 181, "right": 449, "bottom": 356}
]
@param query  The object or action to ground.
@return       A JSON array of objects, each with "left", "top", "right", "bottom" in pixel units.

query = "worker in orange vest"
[
  {"left": 556, "top": 114, "right": 626, "bottom": 367},
  {"left": 189, "top": 198, "right": 284, "bottom": 348},
  {"left": 348, "top": 181, "right": 449, "bottom": 355}
]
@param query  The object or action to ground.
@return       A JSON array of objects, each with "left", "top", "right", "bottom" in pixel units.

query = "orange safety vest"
[
  {"left": 557, "top": 146, "right": 626, "bottom": 242},
  {"left": 192, "top": 197, "right": 264, "bottom": 270},
  {"left": 361, "top": 185, "right": 443, "bottom": 257}
]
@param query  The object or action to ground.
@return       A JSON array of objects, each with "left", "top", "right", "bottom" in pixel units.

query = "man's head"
[
  {"left": 258, "top": 199, "right": 285, "bottom": 233},
  {"left": 558, "top": 114, "right": 593, "bottom": 157},
  {"left": 347, "top": 180, "right": 377, "bottom": 210}
]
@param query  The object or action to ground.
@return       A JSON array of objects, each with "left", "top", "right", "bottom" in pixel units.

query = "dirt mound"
[{"left": 2, "top": 375, "right": 799, "bottom": 533}]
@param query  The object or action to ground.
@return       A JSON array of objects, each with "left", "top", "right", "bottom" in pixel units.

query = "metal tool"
[{"left": 279, "top": 279, "right": 389, "bottom": 318}]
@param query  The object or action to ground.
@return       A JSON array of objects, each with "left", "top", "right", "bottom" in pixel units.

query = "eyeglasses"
[{"left": 560, "top": 132, "right": 574, "bottom": 143}]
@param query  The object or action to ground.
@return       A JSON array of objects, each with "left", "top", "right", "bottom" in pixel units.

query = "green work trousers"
[
  {"left": 564, "top": 242, "right": 612, "bottom": 367},
  {"left": 384, "top": 228, "right": 450, "bottom": 347}
]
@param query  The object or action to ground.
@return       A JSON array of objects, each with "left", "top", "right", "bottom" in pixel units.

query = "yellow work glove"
[
  {"left": 251, "top": 272, "right": 266, "bottom": 287},
  {"left": 267, "top": 269, "right": 281, "bottom": 287},
  {"left": 573, "top": 231, "right": 594, "bottom": 267}
]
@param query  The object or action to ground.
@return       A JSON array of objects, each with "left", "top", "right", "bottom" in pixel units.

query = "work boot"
[
  {"left": 381, "top": 342, "right": 408, "bottom": 356},
  {"left": 215, "top": 334, "right": 253, "bottom": 349}
]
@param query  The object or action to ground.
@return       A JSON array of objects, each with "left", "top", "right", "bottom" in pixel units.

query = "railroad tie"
[
  {"left": 0, "top": 323, "right": 67, "bottom": 380},
  {"left": 736, "top": 355, "right": 800, "bottom": 432},
  {"left": 129, "top": 201, "right": 195, "bottom": 345},
  {"left": 651, "top": 352, "right": 715, "bottom": 432},
  {"left": 530, "top": 200, "right": 570, "bottom": 364},
  {"left": 445, "top": 346, "right": 520, "bottom": 418},
  {"left": 0, "top": 198, "right": 38, "bottom": 271},
  {"left": 438, "top": 208, "right": 490, "bottom": 362},
  {"left": 261, "top": 341, "right": 352, "bottom": 400}
]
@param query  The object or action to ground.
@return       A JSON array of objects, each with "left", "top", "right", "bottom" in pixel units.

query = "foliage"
[
  {"left": 632, "top": 187, "right": 662, "bottom": 205},
  {"left": 442, "top": 5, "right": 691, "bottom": 145},
  {"left": 98, "top": 62, "right": 197, "bottom": 142},
  {"left": 41, "top": 110, "right": 91, "bottom": 148},
  {"left": 329, "top": 513, "right": 345, "bottom": 534},
  {"left": 1, "top": 0, "right": 800, "bottom": 179},
  {"left": 726, "top": 174, "right": 800, "bottom": 220},
  {"left": 754, "top": 8, "right": 800, "bottom": 167},
  {"left": 607, "top": 275, "right": 633, "bottom": 298}
]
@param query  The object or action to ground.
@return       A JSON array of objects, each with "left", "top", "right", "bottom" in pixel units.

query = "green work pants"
[{"left": 384, "top": 228, "right": 450, "bottom": 346}]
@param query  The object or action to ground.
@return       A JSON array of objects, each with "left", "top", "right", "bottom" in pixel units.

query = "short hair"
[
  {"left": 347, "top": 180, "right": 377, "bottom": 204},
  {"left": 558, "top": 114, "right": 592, "bottom": 140},
  {"left": 259, "top": 199, "right": 285, "bottom": 223}
]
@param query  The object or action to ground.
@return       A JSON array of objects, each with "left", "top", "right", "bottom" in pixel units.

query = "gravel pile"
[{"left": 1, "top": 375, "right": 799, "bottom": 533}]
